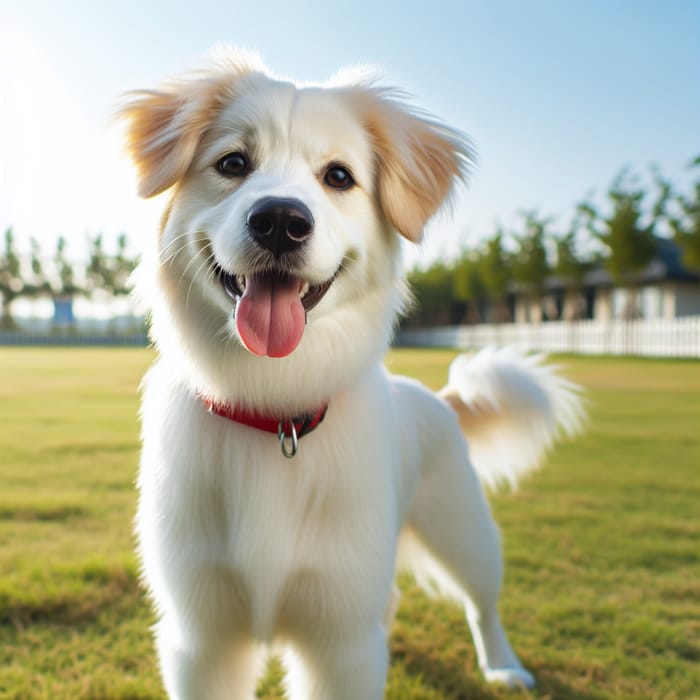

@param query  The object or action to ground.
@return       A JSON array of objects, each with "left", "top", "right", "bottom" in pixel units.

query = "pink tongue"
[{"left": 235, "top": 272, "right": 306, "bottom": 357}]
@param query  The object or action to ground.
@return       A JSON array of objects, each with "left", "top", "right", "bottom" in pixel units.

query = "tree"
[
  {"left": 476, "top": 230, "right": 513, "bottom": 322},
  {"left": 52, "top": 237, "right": 82, "bottom": 297},
  {"left": 0, "top": 228, "right": 24, "bottom": 328},
  {"left": 406, "top": 261, "right": 456, "bottom": 326},
  {"left": 111, "top": 233, "right": 136, "bottom": 296},
  {"left": 511, "top": 211, "right": 551, "bottom": 320},
  {"left": 552, "top": 217, "right": 595, "bottom": 320},
  {"left": 49, "top": 237, "right": 83, "bottom": 326},
  {"left": 23, "top": 238, "right": 52, "bottom": 300},
  {"left": 578, "top": 168, "right": 669, "bottom": 318},
  {"left": 86, "top": 233, "right": 136, "bottom": 297},
  {"left": 452, "top": 251, "right": 485, "bottom": 323},
  {"left": 669, "top": 156, "right": 700, "bottom": 271}
]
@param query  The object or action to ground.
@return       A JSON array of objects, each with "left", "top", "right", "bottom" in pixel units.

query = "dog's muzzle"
[
  {"left": 213, "top": 196, "right": 339, "bottom": 358},
  {"left": 247, "top": 197, "right": 314, "bottom": 259}
]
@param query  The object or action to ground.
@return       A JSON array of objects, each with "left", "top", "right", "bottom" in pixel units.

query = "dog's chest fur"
[{"left": 138, "top": 361, "right": 401, "bottom": 642}]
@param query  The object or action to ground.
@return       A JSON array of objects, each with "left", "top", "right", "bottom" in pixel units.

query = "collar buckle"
[{"left": 200, "top": 394, "right": 328, "bottom": 459}]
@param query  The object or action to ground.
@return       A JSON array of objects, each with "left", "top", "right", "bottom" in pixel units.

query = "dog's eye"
[
  {"left": 216, "top": 153, "right": 249, "bottom": 177},
  {"left": 324, "top": 164, "right": 355, "bottom": 191}
]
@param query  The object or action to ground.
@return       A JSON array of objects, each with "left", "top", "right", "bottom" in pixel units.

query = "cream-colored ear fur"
[
  {"left": 117, "top": 51, "right": 263, "bottom": 198},
  {"left": 347, "top": 87, "right": 474, "bottom": 242}
]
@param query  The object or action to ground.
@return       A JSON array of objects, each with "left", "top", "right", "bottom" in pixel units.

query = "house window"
[
  {"left": 640, "top": 286, "right": 662, "bottom": 319},
  {"left": 612, "top": 288, "right": 643, "bottom": 319}
]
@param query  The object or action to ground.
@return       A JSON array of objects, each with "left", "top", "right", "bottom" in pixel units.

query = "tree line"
[
  {"left": 405, "top": 158, "right": 700, "bottom": 327},
  {"left": 2, "top": 158, "right": 699, "bottom": 329},
  {"left": 0, "top": 231, "right": 137, "bottom": 329}
]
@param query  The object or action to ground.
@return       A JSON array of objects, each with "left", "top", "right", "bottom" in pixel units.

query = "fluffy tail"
[{"left": 439, "top": 347, "right": 585, "bottom": 489}]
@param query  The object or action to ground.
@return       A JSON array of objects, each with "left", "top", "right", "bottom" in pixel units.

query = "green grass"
[{"left": 1, "top": 347, "right": 699, "bottom": 699}]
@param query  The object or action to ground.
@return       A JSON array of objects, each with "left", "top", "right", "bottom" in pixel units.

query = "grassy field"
[{"left": 0, "top": 347, "right": 699, "bottom": 700}]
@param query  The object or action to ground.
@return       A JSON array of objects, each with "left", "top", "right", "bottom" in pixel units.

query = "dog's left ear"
[{"left": 350, "top": 88, "right": 474, "bottom": 242}]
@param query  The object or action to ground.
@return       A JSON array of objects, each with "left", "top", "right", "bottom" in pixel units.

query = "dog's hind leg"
[{"left": 403, "top": 420, "right": 535, "bottom": 689}]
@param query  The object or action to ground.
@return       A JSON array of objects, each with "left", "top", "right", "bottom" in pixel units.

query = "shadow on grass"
[
  {"left": 391, "top": 632, "right": 610, "bottom": 700},
  {"left": 533, "top": 669, "right": 610, "bottom": 700},
  {"left": 0, "top": 564, "right": 141, "bottom": 628},
  {"left": 0, "top": 504, "right": 89, "bottom": 522},
  {"left": 390, "top": 624, "right": 501, "bottom": 700}
]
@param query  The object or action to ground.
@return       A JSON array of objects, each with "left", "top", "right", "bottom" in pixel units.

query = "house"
[{"left": 514, "top": 237, "right": 700, "bottom": 323}]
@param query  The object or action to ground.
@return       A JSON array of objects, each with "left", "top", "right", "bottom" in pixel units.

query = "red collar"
[{"left": 200, "top": 396, "right": 328, "bottom": 458}]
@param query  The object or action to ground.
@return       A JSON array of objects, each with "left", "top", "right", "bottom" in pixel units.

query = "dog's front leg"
[
  {"left": 283, "top": 623, "right": 388, "bottom": 700},
  {"left": 156, "top": 619, "right": 263, "bottom": 700}
]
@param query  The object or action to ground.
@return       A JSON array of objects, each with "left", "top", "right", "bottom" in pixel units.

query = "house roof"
[
  {"left": 652, "top": 237, "right": 698, "bottom": 281},
  {"left": 539, "top": 237, "right": 699, "bottom": 292}
]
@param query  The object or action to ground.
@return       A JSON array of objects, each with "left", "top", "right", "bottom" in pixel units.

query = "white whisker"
[
  {"left": 160, "top": 231, "right": 210, "bottom": 270},
  {"left": 184, "top": 252, "right": 216, "bottom": 311},
  {"left": 160, "top": 231, "right": 193, "bottom": 262}
]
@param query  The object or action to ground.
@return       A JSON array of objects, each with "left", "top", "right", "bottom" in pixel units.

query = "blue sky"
[{"left": 1, "top": 0, "right": 698, "bottom": 266}]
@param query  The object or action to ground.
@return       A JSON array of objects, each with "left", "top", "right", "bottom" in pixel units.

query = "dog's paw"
[{"left": 483, "top": 666, "right": 536, "bottom": 690}]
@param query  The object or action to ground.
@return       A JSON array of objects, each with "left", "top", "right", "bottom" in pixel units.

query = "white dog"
[{"left": 119, "top": 48, "right": 583, "bottom": 700}]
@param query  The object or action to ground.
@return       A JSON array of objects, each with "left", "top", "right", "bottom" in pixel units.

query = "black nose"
[{"left": 246, "top": 197, "right": 314, "bottom": 258}]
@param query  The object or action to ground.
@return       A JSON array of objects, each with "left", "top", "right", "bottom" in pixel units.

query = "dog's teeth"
[
  {"left": 300, "top": 282, "right": 310, "bottom": 298},
  {"left": 238, "top": 275, "right": 246, "bottom": 292}
]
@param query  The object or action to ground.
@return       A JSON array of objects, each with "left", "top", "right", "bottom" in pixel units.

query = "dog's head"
[{"left": 119, "top": 48, "right": 471, "bottom": 386}]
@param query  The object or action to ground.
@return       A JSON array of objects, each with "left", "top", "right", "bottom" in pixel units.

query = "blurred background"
[
  {"left": 1, "top": 0, "right": 699, "bottom": 353},
  {"left": 2, "top": 4, "right": 699, "bottom": 699}
]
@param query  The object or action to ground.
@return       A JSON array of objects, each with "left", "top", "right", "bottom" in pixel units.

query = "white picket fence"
[{"left": 398, "top": 317, "right": 700, "bottom": 358}]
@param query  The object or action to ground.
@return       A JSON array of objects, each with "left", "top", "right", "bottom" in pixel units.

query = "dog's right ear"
[
  {"left": 117, "top": 51, "right": 262, "bottom": 198},
  {"left": 118, "top": 88, "right": 205, "bottom": 198}
]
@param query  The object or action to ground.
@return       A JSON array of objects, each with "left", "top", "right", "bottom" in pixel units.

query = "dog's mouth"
[{"left": 215, "top": 265, "right": 336, "bottom": 358}]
